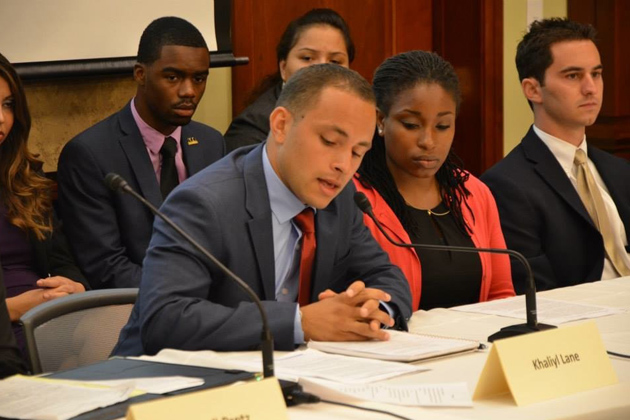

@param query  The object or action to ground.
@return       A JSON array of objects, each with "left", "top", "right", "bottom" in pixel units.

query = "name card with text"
[
  {"left": 126, "top": 377, "right": 288, "bottom": 420},
  {"left": 473, "top": 321, "right": 617, "bottom": 406}
]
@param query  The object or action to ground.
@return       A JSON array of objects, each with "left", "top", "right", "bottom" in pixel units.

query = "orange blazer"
[{"left": 354, "top": 173, "right": 515, "bottom": 310}]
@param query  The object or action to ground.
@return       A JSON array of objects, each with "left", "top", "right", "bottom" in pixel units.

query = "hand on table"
[{"left": 302, "top": 280, "right": 394, "bottom": 342}]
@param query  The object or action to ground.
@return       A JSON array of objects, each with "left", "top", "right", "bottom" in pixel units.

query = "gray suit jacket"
[
  {"left": 113, "top": 144, "right": 411, "bottom": 356},
  {"left": 481, "top": 126, "right": 630, "bottom": 293},
  {"left": 57, "top": 102, "right": 225, "bottom": 289}
]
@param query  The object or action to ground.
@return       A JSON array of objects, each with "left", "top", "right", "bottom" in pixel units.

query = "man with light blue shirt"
[
  {"left": 57, "top": 17, "right": 225, "bottom": 289},
  {"left": 113, "top": 64, "right": 411, "bottom": 355},
  {"left": 482, "top": 18, "right": 630, "bottom": 294}
]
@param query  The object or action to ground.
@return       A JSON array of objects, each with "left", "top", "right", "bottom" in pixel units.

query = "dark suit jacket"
[
  {"left": 57, "top": 102, "right": 225, "bottom": 289},
  {"left": 481, "top": 126, "right": 630, "bottom": 293},
  {"left": 224, "top": 83, "right": 281, "bottom": 152},
  {"left": 30, "top": 213, "right": 88, "bottom": 285},
  {"left": 113, "top": 144, "right": 412, "bottom": 356},
  {"left": 0, "top": 269, "right": 27, "bottom": 378}
]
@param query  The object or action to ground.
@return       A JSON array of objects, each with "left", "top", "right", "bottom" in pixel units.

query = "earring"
[{"left": 377, "top": 127, "right": 384, "bottom": 136}]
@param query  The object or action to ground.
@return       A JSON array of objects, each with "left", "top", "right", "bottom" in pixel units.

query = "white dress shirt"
[{"left": 534, "top": 125, "right": 630, "bottom": 279}]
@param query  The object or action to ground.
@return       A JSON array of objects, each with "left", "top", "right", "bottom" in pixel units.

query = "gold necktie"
[{"left": 574, "top": 149, "right": 630, "bottom": 276}]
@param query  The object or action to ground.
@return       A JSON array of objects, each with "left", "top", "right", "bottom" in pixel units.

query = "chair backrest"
[{"left": 19, "top": 288, "right": 138, "bottom": 374}]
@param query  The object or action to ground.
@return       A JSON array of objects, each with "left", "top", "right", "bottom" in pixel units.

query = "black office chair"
[{"left": 19, "top": 288, "right": 138, "bottom": 374}]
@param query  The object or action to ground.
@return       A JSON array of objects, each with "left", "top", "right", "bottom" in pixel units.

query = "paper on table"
[
  {"left": 271, "top": 349, "right": 426, "bottom": 383},
  {"left": 0, "top": 375, "right": 133, "bottom": 420},
  {"left": 308, "top": 330, "right": 479, "bottom": 361},
  {"left": 136, "top": 348, "right": 426, "bottom": 383},
  {"left": 451, "top": 297, "right": 625, "bottom": 324},
  {"left": 301, "top": 377, "right": 473, "bottom": 407},
  {"left": 85, "top": 375, "right": 204, "bottom": 394}
]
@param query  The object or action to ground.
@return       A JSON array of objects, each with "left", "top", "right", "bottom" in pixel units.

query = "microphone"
[
  {"left": 354, "top": 191, "right": 555, "bottom": 342},
  {"left": 104, "top": 173, "right": 275, "bottom": 377}
]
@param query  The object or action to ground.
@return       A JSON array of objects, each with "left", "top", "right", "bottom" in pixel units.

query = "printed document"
[
  {"left": 308, "top": 330, "right": 479, "bottom": 361},
  {"left": 0, "top": 375, "right": 133, "bottom": 420},
  {"left": 301, "top": 377, "right": 473, "bottom": 407},
  {"left": 452, "top": 297, "right": 624, "bottom": 324}
]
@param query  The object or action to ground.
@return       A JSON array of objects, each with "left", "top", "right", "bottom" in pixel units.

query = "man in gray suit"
[
  {"left": 58, "top": 17, "right": 225, "bottom": 290},
  {"left": 113, "top": 64, "right": 412, "bottom": 355}
]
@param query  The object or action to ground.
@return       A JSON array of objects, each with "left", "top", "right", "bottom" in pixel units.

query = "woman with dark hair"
[
  {"left": 0, "top": 53, "right": 88, "bottom": 361},
  {"left": 224, "top": 8, "right": 355, "bottom": 152},
  {"left": 355, "top": 51, "right": 514, "bottom": 311}
]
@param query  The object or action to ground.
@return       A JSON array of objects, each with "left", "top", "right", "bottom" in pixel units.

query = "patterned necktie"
[
  {"left": 294, "top": 208, "right": 316, "bottom": 306},
  {"left": 574, "top": 149, "right": 630, "bottom": 276},
  {"left": 160, "top": 136, "right": 179, "bottom": 199}
]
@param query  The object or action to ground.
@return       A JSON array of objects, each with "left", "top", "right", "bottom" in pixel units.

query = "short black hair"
[
  {"left": 516, "top": 18, "right": 597, "bottom": 85},
  {"left": 137, "top": 16, "right": 208, "bottom": 64},
  {"left": 276, "top": 63, "right": 374, "bottom": 117}
]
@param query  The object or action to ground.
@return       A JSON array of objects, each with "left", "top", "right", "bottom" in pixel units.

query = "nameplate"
[
  {"left": 473, "top": 321, "right": 617, "bottom": 406},
  {"left": 126, "top": 377, "right": 288, "bottom": 420}
]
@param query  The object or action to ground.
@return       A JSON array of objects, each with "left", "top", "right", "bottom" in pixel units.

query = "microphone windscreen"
[
  {"left": 353, "top": 192, "right": 373, "bottom": 214},
  {"left": 104, "top": 173, "right": 127, "bottom": 192}
]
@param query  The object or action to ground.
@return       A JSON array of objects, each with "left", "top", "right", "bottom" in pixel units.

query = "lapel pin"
[{"left": 187, "top": 137, "right": 199, "bottom": 146}]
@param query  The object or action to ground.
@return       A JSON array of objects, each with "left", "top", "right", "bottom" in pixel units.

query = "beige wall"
[
  {"left": 25, "top": 1, "right": 573, "bottom": 170},
  {"left": 503, "top": 0, "right": 567, "bottom": 155},
  {"left": 24, "top": 67, "right": 232, "bottom": 173}
]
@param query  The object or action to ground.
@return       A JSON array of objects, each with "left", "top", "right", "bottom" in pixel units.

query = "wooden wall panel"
[
  {"left": 432, "top": 0, "right": 503, "bottom": 175},
  {"left": 231, "top": 0, "right": 393, "bottom": 114},
  {"left": 568, "top": 0, "right": 630, "bottom": 160},
  {"left": 391, "top": 0, "right": 433, "bottom": 53},
  {"left": 231, "top": 0, "right": 504, "bottom": 173}
]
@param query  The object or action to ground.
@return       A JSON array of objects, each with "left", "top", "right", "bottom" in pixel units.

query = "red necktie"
[{"left": 294, "top": 208, "right": 316, "bottom": 306}]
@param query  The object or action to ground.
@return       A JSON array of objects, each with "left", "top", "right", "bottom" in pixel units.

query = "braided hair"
[{"left": 358, "top": 50, "right": 473, "bottom": 237}]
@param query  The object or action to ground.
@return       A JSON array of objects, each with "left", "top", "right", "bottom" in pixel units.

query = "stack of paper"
[
  {"left": 300, "top": 377, "right": 473, "bottom": 407},
  {"left": 308, "top": 330, "right": 480, "bottom": 361},
  {"left": 452, "top": 297, "right": 625, "bottom": 324},
  {"left": 139, "top": 348, "right": 427, "bottom": 383},
  {"left": 0, "top": 375, "right": 133, "bottom": 420}
]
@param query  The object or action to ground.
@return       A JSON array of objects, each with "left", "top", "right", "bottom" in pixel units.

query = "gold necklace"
[{"left": 427, "top": 208, "right": 450, "bottom": 217}]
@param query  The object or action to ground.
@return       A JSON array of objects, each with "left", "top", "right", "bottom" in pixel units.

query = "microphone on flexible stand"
[
  {"left": 104, "top": 173, "right": 275, "bottom": 377},
  {"left": 353, "top": 191, "right": 555, "bottom": 342}
]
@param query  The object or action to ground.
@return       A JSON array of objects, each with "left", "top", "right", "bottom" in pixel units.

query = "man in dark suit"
[
  {"left": 57, "top": 17, "right": 225, "bottom": 289},
  {"left": 113, "top": 64, "right": 411, "bottom": 355},
  {"left": 482, "top": 18, "right": 630, "bottom": 294}
]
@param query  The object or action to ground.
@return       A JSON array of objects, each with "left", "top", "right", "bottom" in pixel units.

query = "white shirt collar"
[{"left": 533, "top": 125, "right": 589, "bottom": 174}]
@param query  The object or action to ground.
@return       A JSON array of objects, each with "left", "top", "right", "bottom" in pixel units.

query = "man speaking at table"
[{"left": 114, "top": 64, "right": 411, "bottom": 356}]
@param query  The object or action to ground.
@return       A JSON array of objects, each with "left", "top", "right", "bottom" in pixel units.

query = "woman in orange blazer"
[{"left": 355, "top": 51, "right": 514, "bottom": 310}]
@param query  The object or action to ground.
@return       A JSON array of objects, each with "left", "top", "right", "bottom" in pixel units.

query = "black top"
[
  {"left": 224, "top": 83, "right": 282, "bottom": 152},
  {"left": 406, "top": 202, "right": 482, "bottom": 310}
]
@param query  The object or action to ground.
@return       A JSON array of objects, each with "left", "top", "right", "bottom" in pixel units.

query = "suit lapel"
[
  {"left": 522, "top": 128, "right": 594, "bottom": 227},
  {"left": 243, "top": 146, "right": 276, "bottom": 300},
  {"left": 311, "top": 201, "right": 338, "bottom": 299},
  {"left": 181, "top": 126, "right": 203, "bottom": 176},
  {"left": 590, "top": 147, "right": 630, "bottom": 248},
  {"left": 118, "top": 103, "right": 163, "bottom": 208}
]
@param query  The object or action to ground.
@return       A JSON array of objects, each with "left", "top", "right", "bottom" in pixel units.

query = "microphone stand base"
[
  {"left": 488, "top": 323, "right": 556, "bottom": 342},
  {"left": 281, "top": 380, "right": 306, "bottom": 406}
]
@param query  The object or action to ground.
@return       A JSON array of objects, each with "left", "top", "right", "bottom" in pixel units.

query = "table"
[{"left": 288, "top": 277, "right": 630, "bottom": 420}]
